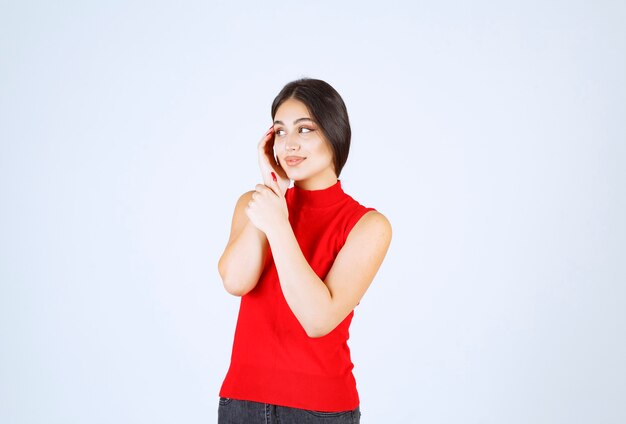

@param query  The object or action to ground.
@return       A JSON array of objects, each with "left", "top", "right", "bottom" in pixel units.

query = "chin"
[
  {"left": 286, "top": 170, "right": 313, "bottom": 182},
  {"left": 282, "top": 168, "right": 304, "bottom": 181}
]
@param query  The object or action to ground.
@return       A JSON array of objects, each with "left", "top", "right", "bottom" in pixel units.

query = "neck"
[
  {"left": 293, "top": 172, "right": 338, "bottom": 191},
  {"left": 290, "top": 179, "right": 345, "bottom": 208}
]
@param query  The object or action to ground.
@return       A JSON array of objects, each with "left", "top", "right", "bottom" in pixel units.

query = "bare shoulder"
[
  {"left": 227, "top": 190, "right": 256, "bottom": 239},
  {"left": 233, "top": 190, "right": 255, "bottom": 213},
  {"left": 350, "top": 210, "right": 392, "bottom": 241},
  {"left": 351, "top": 211, "right": 391, "bottom": 237},
  {"left": 236, "top": 190, "right": 255, "bottom": 205}
]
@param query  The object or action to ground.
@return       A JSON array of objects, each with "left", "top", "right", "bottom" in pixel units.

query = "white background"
[{"left": 1, "top": 1, "right": 625, "bottom": 423}]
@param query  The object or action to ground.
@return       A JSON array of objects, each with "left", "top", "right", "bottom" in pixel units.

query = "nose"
[{"left": 284, "top": 133, "right": 300, "bottom": 151}]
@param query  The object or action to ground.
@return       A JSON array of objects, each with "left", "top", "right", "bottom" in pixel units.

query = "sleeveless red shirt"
[{"left": 219, "top": 180, "right": 376, "bottom": 412}]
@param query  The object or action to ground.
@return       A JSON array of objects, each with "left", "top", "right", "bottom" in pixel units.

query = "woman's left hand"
[{"left": 246, "top": 173, "right": 289, "bottom": 236}]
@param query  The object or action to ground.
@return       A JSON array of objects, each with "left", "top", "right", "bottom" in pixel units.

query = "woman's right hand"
[{"left": 258, "top": 125, "right": 290, "bottom": 195}]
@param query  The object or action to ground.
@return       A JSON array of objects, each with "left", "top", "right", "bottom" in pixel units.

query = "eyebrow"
[{"left": 273, "top": 117, "right": 315, "bottom": 125}]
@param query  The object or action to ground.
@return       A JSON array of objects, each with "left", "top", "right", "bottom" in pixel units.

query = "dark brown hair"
[{"left": 271, "top": 78, "right": 351, "bottom": 177}]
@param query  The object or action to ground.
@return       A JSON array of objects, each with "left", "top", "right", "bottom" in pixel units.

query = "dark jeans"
[{"left": 218, "top": 397, "right": 361, "bottom": 424}]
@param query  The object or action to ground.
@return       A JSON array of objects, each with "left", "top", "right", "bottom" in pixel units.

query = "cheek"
[
  {"left": 273, "top": 140, "right": 283, "bottom": 155},
  {"left": 308, "top": 138, "right": 327, "bottom": 154},
  {"left": 315, "top": 142, "right": 334, "bottom": 162}
]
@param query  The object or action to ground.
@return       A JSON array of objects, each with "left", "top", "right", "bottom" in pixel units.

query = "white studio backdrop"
[{"left": 1, "top": 1, "right": 625, "bottom": 423}]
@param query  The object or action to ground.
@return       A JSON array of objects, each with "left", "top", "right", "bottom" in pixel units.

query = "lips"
[{"left": 284, "top": 156, "right": 306, "bottom": 166}]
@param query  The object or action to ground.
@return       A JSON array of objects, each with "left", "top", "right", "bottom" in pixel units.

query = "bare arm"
[
  {"left": 218, "top": 125, "right": 289, "bottom": 296},
  {"left": 217, "top": 191, "right": 269, "bottom": 296},
  {"left": 266, "top": 209, "right": 392, "bottom": 338}
]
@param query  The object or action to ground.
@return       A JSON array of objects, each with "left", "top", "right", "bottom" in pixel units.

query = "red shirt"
[{"left": 219, "top": 180, "right": 376, "bottom": 412}]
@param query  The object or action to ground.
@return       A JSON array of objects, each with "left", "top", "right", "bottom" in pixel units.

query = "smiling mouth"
[{"left": 284, "top": 157, "right": 306, "bottom": 166}]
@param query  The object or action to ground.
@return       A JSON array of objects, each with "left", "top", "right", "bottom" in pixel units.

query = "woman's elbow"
[
  {"left": 303, "top": 321, "right": 335, "bottom": 338},
  {"left": 304, "top": 327, "right": 325, "bottom": 338},
  {"left": 218, "top": 259, "right": 249, "bottom": 297},
  {"left": 305, "top": 329, "right": 330, "bottom": 338},
  {"left": 223, "top": 282, "right": 248, "bottom": 297},
  {"left": 220, "top": 274, "right": 251, "bottom": 297}
]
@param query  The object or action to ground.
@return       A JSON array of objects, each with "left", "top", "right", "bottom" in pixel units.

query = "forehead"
[{"left": 274, "top": 98, "right": 312, "bottom": 121}]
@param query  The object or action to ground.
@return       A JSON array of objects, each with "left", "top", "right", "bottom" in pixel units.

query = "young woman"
[{"left": 217, "top": 78, "right": 392, "bottom": 423}]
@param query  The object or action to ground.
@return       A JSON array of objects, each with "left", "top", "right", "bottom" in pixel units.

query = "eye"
[
  {"left": 275, "top": 129, "right": 286, "bottom": 136},
  {"left": 299, "top": 127, "right": 314, "bottom": 134}
]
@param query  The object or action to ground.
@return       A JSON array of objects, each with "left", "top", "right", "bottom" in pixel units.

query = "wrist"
[{"left": 265, "top": 217, "right": 292, "bottom": 242}]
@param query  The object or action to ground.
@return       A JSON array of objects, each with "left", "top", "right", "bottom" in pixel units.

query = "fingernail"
[{"left": 271, "top": 172, "right": 277, "bottom": 182}]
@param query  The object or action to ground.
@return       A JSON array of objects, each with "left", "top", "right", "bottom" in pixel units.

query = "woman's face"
[{"left": 273, "top": 98, "right": 337, "bottom": 189}]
